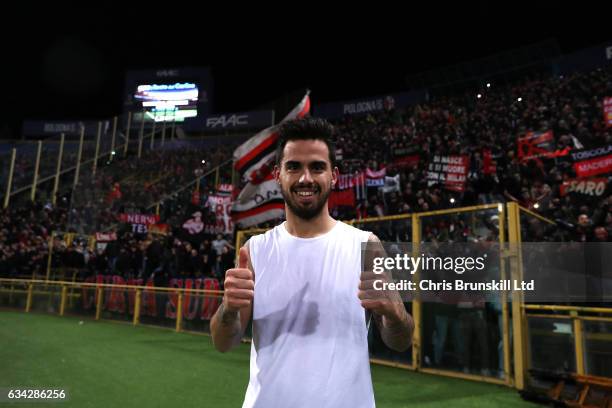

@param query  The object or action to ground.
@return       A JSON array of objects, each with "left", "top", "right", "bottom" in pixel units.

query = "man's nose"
[{"left": 299, "top": 169, "right": 313, "bottom": 184}]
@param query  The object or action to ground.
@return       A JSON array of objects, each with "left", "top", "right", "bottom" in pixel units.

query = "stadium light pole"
[
  {"left": 109, "top": 116, "right": 118, "bottom": 161},
  {"left": 30, "top": 141, "right": 42, "bottom": 202},
  {"left": 2, "top": 148, "right": 16, "bottom": 209},
  {"left": 150, "top": 119, "right": 156, "bottom": 150},
  {"left": 124, "top": 112, "right": 132, "bottom": 157},
  {"left": 73, "top": 126, "right": 85, "bottom": 189},
  {"left": 52, "top": 134, "right": 65, "bottom": 206},
  {"left": 161, "top": 119, "right": 167, "bottom": 147},
  {"left": 138, "top": 109, "right": 145, "bottom": 159},
  {"left": 92, "top": 121, "right": 102, "bottom": 177}
]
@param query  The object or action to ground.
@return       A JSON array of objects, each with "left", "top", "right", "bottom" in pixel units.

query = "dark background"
[{"left": 1, "top": 2, "right": 609, "bottom": 138}]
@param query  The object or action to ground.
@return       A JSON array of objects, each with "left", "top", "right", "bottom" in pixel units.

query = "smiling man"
[{"left": 210, "top": 117, "right": 414, "bottom": 408}]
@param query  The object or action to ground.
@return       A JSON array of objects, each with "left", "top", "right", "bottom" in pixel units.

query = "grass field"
[{"left": 0, "top": 311, "right": 537, "bottom": 407}]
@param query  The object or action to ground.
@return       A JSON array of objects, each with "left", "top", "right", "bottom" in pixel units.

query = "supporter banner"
[
  {"left": 231, "top": 175, "right": 284, "bottom": 228},
  {"left": 119, "top": 213, "right": 160, "bottom": 234},
  {"left": 604, "top": 97, "right": 612, "bottom": 128},
  {"left": 205, "top": 195, "right": 234, "bottom": 234},
  {"left": 427, "top": 155, "right": 469, "bottom": 192},
  {"left": 572, "top": 145, "right": 612, "bottom": 177},
  {"left": 233, "top": 92, "right": 310, "bottom": 182},
  {"left": 95, "top": 232, "right": 117, "bottom": 242},
  {"left": 314, "top": 90, "right": 427, "bottom": 119},
  {"left": 381, "top": 174, "right": 401, "bottom": 194},
  {"left": 574, "top": 155, "right": 612, "bottom": 178},
  {"left": 81, "top": 275, "right": 221, "bottom": 320},
  {"left": 338, "top": 172, "right": 365, "bottom": 192},
  {"left": 365, "top": 167, "right": 386, "bottom": 179},
  {"left": 517, "top": 130, "right": 555, "bottom": 162},
  {"left": 329, "top": 189, "right": 356, "bottom": 208},
  {"left": 203, "top": 110, "right": 273, "bottom": 130},
  {"left": 332, "top": 173, "right": 363, "bottom": 207},
  {"left": 366, "top": 178, "right": 385, "bottom": 187},
  {"left": 482, "top": 149, "right": 497, "bottom": 175},
  {"left": 166, "top": 278, "right": 221, "bottom": 320},
  {"left": 355, "top": 172, "right": 366, "bottom": 200},
  {"left": 333, "top": 172, "right": 366, "bottom": 203},
  {"left": 393, "top": 155, "right": 420, "bottom": 169},
  {"left": 560, "top": 178, "right": 608, "bottom": 197},
  {"left": 365, "top": 167, "right": 386, "bottom": 187},
  {"left": 217, "top": 184, "right": 234, "bottom": 196},
  {"left": 119, "top": 214, "right": 159, "bottom": 225}
]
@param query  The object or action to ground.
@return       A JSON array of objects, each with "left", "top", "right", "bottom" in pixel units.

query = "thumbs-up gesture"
[
  {"left": 223, "top": 247, "right": 254, "bottom": 313},
  {"left": 359, "top": 270, "right": 398, "bottom": 316},
  {"left": 358, "top": 235, "right": 404, "bottom": 319}
]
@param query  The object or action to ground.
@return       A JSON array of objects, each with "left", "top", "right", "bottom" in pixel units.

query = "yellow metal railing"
[
  {"left": 4, "top": 202, "right": 611, "bottom": 389},
  {"left": 0, "top": 278, "right": 222, "bottom": 335},
  {"left": 523, "top": 304, "right": 612, "bottom": 378}
]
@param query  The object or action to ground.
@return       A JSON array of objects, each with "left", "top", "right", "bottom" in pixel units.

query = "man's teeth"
[{"left": 297, "top": 191, "right": 314, "bottom": 196}]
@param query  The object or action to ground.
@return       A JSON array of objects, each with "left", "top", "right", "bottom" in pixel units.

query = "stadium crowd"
[{"left": 1, "top": 65, "right": 611, "bottom": 285}]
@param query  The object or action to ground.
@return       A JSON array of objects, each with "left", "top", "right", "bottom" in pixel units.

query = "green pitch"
[{"left": 0, "top": 312, "right": 536, "bottom": 407}]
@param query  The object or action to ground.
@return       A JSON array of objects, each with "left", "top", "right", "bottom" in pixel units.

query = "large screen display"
[{"left": 134, "top": 82, "right": 198, "bottom": 123}]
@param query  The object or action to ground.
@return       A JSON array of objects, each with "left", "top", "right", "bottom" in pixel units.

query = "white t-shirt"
[{"left": 243, "top": 221, "right": 375, "bottom": 408}]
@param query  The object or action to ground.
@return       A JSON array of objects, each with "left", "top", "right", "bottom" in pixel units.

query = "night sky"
[{"left": 0, "top": 2, "right": 609, "bottom": 138}]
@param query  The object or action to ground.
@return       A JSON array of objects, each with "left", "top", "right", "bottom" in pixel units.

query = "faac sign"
[
  {"left": 206, "top": 114, "right": 249, "bottom": 128},
  {"left": 202, "top": 110, "right": 273, "bottom": 130}
]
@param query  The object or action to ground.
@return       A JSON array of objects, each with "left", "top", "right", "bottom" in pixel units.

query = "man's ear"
[
  {"left": 273, "top": 165, "right": 280, "bottom": 184},
  {"left": 332, "top": 166, "right": 339, "bottom": 187}
]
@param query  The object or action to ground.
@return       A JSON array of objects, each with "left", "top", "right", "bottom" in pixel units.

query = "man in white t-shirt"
[{"left": 211, "top": 117, "right": 413, "bottom": 408}]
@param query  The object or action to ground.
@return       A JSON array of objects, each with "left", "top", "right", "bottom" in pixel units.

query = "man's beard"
[{"left": 281, "top": 182, "right": 331, "bottom": 220}]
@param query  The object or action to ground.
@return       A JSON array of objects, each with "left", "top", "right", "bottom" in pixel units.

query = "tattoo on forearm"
[
  {"left": 376, "top": 311, "right": 414, "bottom": 352},
  {"left": 218, "top": 303, "right": 240, "bottom": 328}
]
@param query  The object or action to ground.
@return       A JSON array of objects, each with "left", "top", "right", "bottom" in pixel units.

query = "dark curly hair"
[{"left": 275, "top": 117, "right": 336, "bottom": 168}]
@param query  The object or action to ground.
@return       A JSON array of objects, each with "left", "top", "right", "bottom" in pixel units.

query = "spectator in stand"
[
  {"left": 594, "top": 226, "right": 610, "bottom": 242},
  {"left": 211, "top": 233, "right": 233, "bottom": 277}
]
